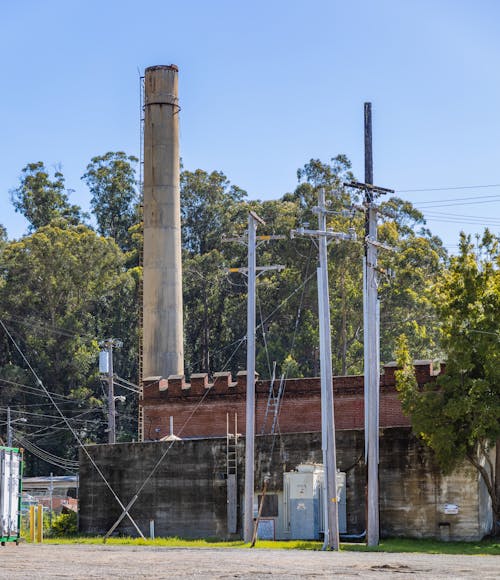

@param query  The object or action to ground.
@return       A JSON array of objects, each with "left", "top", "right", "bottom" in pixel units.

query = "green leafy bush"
[{"left": 49, "top": 511, "right": 77, "bottom": 537}]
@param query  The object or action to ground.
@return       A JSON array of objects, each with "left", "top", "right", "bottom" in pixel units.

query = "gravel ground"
[{"left": 0, "top": 544, "right": 498, "bottom": 579}]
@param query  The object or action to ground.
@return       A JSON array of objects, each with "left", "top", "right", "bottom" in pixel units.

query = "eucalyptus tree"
[
  {"left": 81, "top": 151, "right": 139, "bottom": 251},
  {"left": 10, "top": 162, "right": 85, "bottom": 232}
]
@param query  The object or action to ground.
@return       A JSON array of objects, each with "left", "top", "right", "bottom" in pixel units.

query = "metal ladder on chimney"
[
  {"left": 226, "top": 413, "right": 238, "bottom": 534},
  {"left": 137, "top": 74, "right": 145, "bottom": 443}
]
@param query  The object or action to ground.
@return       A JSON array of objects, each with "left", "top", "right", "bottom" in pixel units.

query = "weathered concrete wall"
[
  {"left": 79, "top": 428, "right": 489, "bottom": 541},
  {"left": 79, "top": 439, "right": 229, "bottom": 538},
  {"left": 378, "top": 429, "right": 487, "bottom": 541}
]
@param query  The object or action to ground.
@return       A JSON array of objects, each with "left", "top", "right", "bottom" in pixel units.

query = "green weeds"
[{"left": 42, "top": 535, "right": 500, "bottom": 555}]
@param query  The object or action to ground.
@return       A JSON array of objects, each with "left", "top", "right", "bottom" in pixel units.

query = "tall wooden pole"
[
  {"left": 243, "top": 212, "right": 259, "bottom": 543},
  {"left": 364, "top": 102, "right": 380, "bottom": 546},
  {"left": 107, "top": 341, "right": 116, "bottom": 445},
  {"left": 291, "top": 190, "right": 357, "bottom": 549},
  {"left": 317, "top": 189, "right": 340, "bottom": 550}
]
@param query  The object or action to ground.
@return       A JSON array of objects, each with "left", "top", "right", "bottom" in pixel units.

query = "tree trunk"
[{"left": 468, "top": 445, "right": 500, "bottom": 537}]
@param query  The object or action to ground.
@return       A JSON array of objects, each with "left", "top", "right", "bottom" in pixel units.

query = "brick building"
[
  {"left": 141, "top": 360, "right": 440, "bottom": 440},
  {"left": 79, "top": 360, "right": 493, "bottom": 541}
]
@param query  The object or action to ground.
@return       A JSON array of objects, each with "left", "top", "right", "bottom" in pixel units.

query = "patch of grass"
[
  {"left": 341, "top": 537, "right": 500, "bottom": 556},
  {"left": 42, "top": 535, "right": 500, "bottom": 555},
  {"left": 44, "top": 536, "right": 247, "bottom": 548}
]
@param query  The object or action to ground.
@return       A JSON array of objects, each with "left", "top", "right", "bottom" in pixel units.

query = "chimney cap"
[{"left": 146, "top": 64, "right": 178, "bottom": 73}]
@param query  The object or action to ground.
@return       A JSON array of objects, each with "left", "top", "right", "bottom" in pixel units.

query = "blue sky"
[{"left": 2, "top": 0, "right": 499, "bottom": 251}]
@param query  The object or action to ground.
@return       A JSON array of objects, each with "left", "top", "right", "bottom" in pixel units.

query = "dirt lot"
[{"left": 0, "top": 544, "right": 498, "bottom": 579}]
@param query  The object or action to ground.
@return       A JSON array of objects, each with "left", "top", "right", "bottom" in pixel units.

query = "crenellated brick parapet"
[
  {"left": 143, "top": 360, "right": 439, "bottom": 399},
  {"left": 141, "top": 361, "right": 441, "bottom": 440}
]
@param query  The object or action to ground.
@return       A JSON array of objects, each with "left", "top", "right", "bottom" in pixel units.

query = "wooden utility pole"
[
  {"left": 364, "top": 102, "right": 379, "bottom": 546},
  {"left": 100, "top": 338, "right": 123, "bottom": 444},
  {"left": 243, "top": 210, "right": 262, "bottom": 543},
  {"left": 292, "top": 189, "right": 356, "bottom": 550},
  {"left": 346, "top": 103, "right": 394, "bottom": 546},
  {"left": 225, "top": 213, "right": 284, "bottom": 544}
]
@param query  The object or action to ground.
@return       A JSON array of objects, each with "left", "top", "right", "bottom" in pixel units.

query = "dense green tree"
[
  {"left": 0, "top": 221, "right": 133, "bottom": 473},
  {"left": 81, "top": 152, "right": 139, "bottom": 251},
  {"left": 10, "top": 162, "right": 85, "bottom": 231},
  {"left": 395, "top": 231, "right": 500, "bottom": 532},
  {"left": 378, "top": 197, "right": 446, "bottom": 363},
  {"left": 181, "top": 169, "right": 247, "bottom": 255},
  {"left": 184, "top": 156, "right": 445, "bottom": 380},
  {"left": 183, "top": 250, "right": 236, "bottom": 375}
]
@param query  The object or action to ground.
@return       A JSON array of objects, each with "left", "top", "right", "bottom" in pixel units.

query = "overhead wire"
[
  {"left": 422, "top": 210, "right": 500, "bottom": 223},
  {"left": 397, "top": 184, "right": 500, "bottom": 193},
  {"left": 14, "top": 433, "right": 79, "bottom": 466},
  {"left": 2, "top": 313, "right": 97, "bottom": 341},
  {"left": 0, "top": 406, "right": 100, "bottom": 422},
  {"left": 185, "top": 253, "right": 317, "bottom": 375},
  {"left": 414, "top": 199, "right": 500, "bottom": 209},
  {"left": 259, "top": 240, "right": 315, "bottom": 454},
  {"left": 0, "top": 377, "right": 84, "bottom": 402},
  {"left": 257, "top": 290, "right": 272, "bottom": 379},
  {"left": 0, "top": 317, "right": 146, "bottom": 538},
  {"left": 14, "top": 433, "right": 79, "bottom": 472},
  {"left": 113, "top": 375, "right": 140, "bottom": 390},
  {"left": 10, "top": 408, "right": 104, "bottom": 439}
]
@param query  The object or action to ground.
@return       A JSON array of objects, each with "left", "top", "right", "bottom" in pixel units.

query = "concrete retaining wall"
[{"left": 79, "top": 428, "right": 490, "bottom": 541}]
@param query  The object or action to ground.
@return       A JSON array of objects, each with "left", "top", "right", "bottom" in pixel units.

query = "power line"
[
  {"left": 2, "top": 313, "right": 97, "bottom": 341},
  {"left": 422, "top": 215, "right": 500, "bottom": 226},
  {"left": 14, "top": 433, "right": 79, "bottom": 472},
  {"left": 415, "top": 199, "right": 500, "bottom": 209},
  {"left": 0, "top": 317, "right": 146, "bottom": 539},
  {"left": 397, "top": 184, "right": 500, "bottom": 193},
  {"left": 0, "top": 406, "right": 98, "bottom": 422},
  {"left": 0, "top": 376, "right": 87, "bottom": 403},
  {"left": 423, "top": 210, "right": 500, "bottom": 222}
]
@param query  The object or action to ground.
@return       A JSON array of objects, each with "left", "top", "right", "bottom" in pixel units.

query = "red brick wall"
[{"left": 142, "top": 362, "right": 439, "bottom": 440}]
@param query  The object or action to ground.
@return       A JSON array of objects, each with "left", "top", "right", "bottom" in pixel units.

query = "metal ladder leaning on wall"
[
  {"left": 261, "top": 362, "right": 285, "bottom": 436},
  {"left": 226, "top": 413, "right": 238, "bottom": 534}
]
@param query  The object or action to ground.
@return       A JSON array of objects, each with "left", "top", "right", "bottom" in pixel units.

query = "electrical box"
[
  {"left": 0, "top": 447, "right": 23, "bottom": 546},
  {"left": 283, "top": 464, "right": 346, "bottom": 540},
  {"left": 99, "top": 351, "right": 109, "bottom": 374}
]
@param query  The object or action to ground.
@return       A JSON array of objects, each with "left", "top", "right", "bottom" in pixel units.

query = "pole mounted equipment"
[{"left": 99, "top": 338, "right": 123, "bottom": 445}]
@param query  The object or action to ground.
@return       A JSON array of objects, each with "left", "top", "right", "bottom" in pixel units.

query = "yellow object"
[
  {"left": 29, "top": 505, "right": 35, "bottom": 542},
  {"left": 36, "top": 504, "right": 43, "bottom": 543}
]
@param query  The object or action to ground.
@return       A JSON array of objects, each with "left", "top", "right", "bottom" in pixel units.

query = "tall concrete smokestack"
[{"left": 143, "top": 65, "right": 184, "bottom": 378}]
